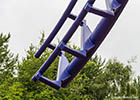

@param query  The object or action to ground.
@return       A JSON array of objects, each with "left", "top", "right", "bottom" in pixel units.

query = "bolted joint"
[
  {"left": 58, "top": 42, "right": 66, "bottom": 50},
  {"left": 84, "top": 3, "right": 92, "bottom": 12},
  {"left": 32, "top": 72, "right": 42, "bottom": 81}
]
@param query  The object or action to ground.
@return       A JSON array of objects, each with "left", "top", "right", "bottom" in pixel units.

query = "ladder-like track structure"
[{"left": 32, "top": 0, "right": 128, "bottom": 89}]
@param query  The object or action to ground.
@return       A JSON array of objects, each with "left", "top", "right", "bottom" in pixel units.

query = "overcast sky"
[{"left": 0, "top": 0, "right": 140, "bottom": 76}]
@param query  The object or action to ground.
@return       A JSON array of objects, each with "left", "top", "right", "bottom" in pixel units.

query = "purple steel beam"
[
  {"left": 32, "top": 0, "right": 96, "bottom": 75},
  {"left": 32, "top": 0, "right": 128, "bottom": 89},
  {"left": 88, "top": 7, "right": 114, "bottom": 19},
  {"left": 35, "top": 0, "right": 78, "bottom": 58},
  {"left": 62, "top": 0, "right": 128, "bottom": 87},
  {"left": 68, "top": 14, "right": 84, "bottom": 26}
]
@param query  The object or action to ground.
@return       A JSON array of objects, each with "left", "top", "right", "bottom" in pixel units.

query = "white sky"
[{"left": 0, "top": 0, "right": 140, "bottom": 76}]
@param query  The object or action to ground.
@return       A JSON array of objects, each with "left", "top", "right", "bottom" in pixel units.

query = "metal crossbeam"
[{"left": 32, "top": 0, "right": 129, "bottom": 89}]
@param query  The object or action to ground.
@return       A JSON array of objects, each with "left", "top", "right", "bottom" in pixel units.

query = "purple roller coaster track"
[{"left": 32, "top": 0, "right": 128, "bottom": 89}]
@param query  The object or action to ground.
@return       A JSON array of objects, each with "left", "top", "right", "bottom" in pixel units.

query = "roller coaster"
[{"left": 32, "top": 0, "right": 128, "bottom": 89}]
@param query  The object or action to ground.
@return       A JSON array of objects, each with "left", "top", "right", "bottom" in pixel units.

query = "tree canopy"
[{"left": 0, "top": 33, "right": 139, "bottom": 100}]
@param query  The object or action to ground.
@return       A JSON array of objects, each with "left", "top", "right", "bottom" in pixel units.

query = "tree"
[
  {"left": 0, "top": 32, "right": 135, "bottom": 100},
  {"left": 16, "top": 33, "right": 135, "bottom": 100},
  {"left": 137, "top": 76, "right": 140, "bottom": 99},
  {"left": 0, "top": 33, "right": 18, "bottom": 99},
  {"left": 132, "top": 76, "right": 140, "bottom": 99},
  {"left": 103, "top": 59, "right": 133, "bottom": 97},
  {"left": 16, "top": 33, "right": 107, "bottom": 99}
]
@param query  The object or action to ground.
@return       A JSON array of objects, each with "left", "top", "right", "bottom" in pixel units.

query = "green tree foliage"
[
  {"left": 0, "top": 33, "right": 18, "bottom": 81},
  {"left": 0, "top": 33, "right": 139, "bottom": 100},
  {"left": 103, "top": 59, "right": 133, "bottom": 97},
  {"left": 0, "top": 33, "right": 18, "bottom": 99},
  {"left": 131, "top": 76, "right": 140, "bottom": 99},
  {"left": 137, "top": 76, "right": 140, "bottom": 99}
]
